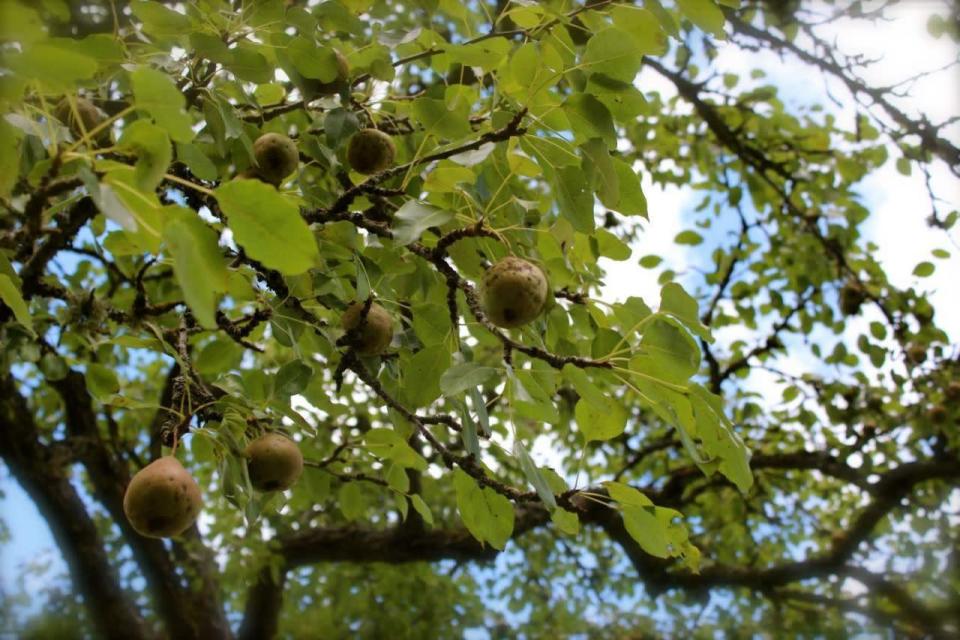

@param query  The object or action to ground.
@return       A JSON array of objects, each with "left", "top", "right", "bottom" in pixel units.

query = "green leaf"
[
  {"left": 386, "top": 464, "right": 410, "bottom": 493},
  {"left": 564, "top": 94, "right": 616, "bottom": 145},
  {"left": 162, "top": 206, "right": 227, "bottom": 328},
  {"left": 118, "top": 120, "right": 171, "bottom": 191},
  {"left": 581, "top": 138, "right": 619, "bottom": 207},
  {"left": 621, "top": 504, "right": 671, "bottom": 557},
  {"left": 97, "top": 169, "right": 164, "bottom": 252},
  {"left": 555, "top": 166, "right": 595, "bottom": 233},
  {"left": 215, "top": 179, "right": 319, "bottom": 275},
  {"left": 896, "top": 157, "right": 911, "bottom": 176},
  {"left": 399, "top": 345, "right": 450, "bottom": 408},
  {"left": 453, "top": 469, "right": 515, "bottom": 549},
  {"left": 410, "top": 494, "right": 435, "bottom": 526},
  {"left": 338, "top": 482, "right": 366, "bottom": 521},
  {"left": 0, "top": 119, "right": 20, "bottom": 198},
  {"left": 605, "top": 481, "right": 653, "bottom": 507},
  {"left": 275, "top": 361, "right": 313, "bottom": 396},
  {"left": 86, "top": 363, "right": 120, "bottom": 399},
  {"left": 440, "top": 362, "right": 498, "bottom": 397},
  {"left": 551, "top": 508, "right": 580, "bottom": 535},
  {"left": 611, "top": 159, "right": 648, "bottom": 217},
  {"left": 365, "top": 428, "right": 428, "bottom": 470},
  {"left": 676, "top": 0, "right": 726, "bottom": 37},
  {"left": 176, "top": 143, "right": 218, "bottom": 182},
  {"left": 130, "top": 0, "right": 191, "bottom": 38},
  {"left": 131, "top": 66, "right": 195, "bottom": 143},
  {"left": 575, "top": 395, "right": 627, "bottom": 442},
  {"left": 513, "top": 440, "right": 557, "bottom": 509},
  {"left": 228, "top": 43, "right": 273, "bottom": 84},
  {"left": 675, "top": 230, "right": 703, "bottom": 245},
  {"left": 583, "top": 28, "right": 647, "bottom": 83},
  {"left": 289, "top": 38, "right": 342, "bottom": 82},
  {"left": 632, "top": 315, "right": 700, "bottom": 384},
  {"left": 412, "top": 97, "right": 471, "bottom": 140},
  {"left": 660, "top": 283, "right": 712, "bottom": 342},
  {"left": 689, "top": 384, "right": 753, "bottom": 492},
  {"left": 11, "top": 44, "right": 97, "bottom": 91},
  {"left": 609, "top": 7, "right": 668, "bottom": 56},
  {"left": 195, "top": 338, "right": 243, "bottom": 375},
  {"left": 392, "top": 201, "right": 454, "bottom": 246},
  {"left": 640, "top": 255, "right": 662, "bottom": 269},
  {"left": 0, "top": 274, "right": 34, "bottom": 336},
  {"left": 913, "top": 261, "right": 935, "bottom": 277},
  {"left": 563, "top": 365, "right": 608, "bottom": 407}
]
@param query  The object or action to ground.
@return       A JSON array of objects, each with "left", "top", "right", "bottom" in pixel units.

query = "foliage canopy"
[{"left": 1, "top": 0, "right": 959, "bottom": 638}]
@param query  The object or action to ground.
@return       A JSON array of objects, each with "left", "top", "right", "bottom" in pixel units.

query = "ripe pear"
[
  {"left": 245, "top": 433, "right": 304, "bottom": 492},
  {"left": 838, "top": 281, "right": 865, "bottom": 316},
  {"left": 946, "top": 381, "right": 960, "bottom": 401},
  {"left": 54, "top": 97, "right": 109, "bottom": 146},
  {"left": 253, "top": 133, "right": 299, "bottom": 185},
  {"left": 906, "top": 344, "right": 927, "bottom": 366},
  {"left": 123, "top": 456, "right": 202, "bottom": 538},
  {"left": 346, "top": 128, "right": 396, "bottom": 175},
  {"left": 927, "top": 405, "right": 947, "bottom": 424},
  {"left": 302, "top": 50, "right": 350, "bottom": 97},
  {"left": 341, "top": 301, "right": 394, "bottom": 355},
  {"left": 481, "top": 257, "right": 549, "bottom": 328}
]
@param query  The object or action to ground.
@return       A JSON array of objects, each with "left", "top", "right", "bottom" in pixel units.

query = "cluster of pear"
[
  {"left": 119, "top": 80, "right": 551, "bottom": 535},
  {"left": 121, "top": 256, "right": 549, "bottom": 538},
  {"left": 243, "top": 126, "right": 396, "bottom": 186},
  {"left": 122, "top": 432, "right": 304, "bottom": 539}
]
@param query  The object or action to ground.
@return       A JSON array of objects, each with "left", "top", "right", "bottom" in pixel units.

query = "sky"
[{"left": 2, "top": 0, "right": 959, "bottom": 634}]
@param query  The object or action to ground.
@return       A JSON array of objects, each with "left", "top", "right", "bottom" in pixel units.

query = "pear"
[
  {"left": 346, "top": 128, "right": 396, "bottom": 175},
  {"left": 839, "top": 281, "right": 865, "bottom": 316},
  {"left": 946, "top": 381, "right": 960, "bottom": 401},
  {"left": 481, "top": 257, "right": 549, "bottom": 328},
  {"left": 246, "top": 433, "right": 303, "bottom": 492},
  {"left": 123, "top": 456, "right": 202, "bottom": 538},
  {"left": 341, "top": 302, "right": 394, "bottom": 356},
  {"left": 906, "top": 344, "right": 927, "bottom": 366},
  {"left": 927, "top": 405, "right": 947, "bottom": 424},
  {"left": 54, "top": 97, "right": 110, "bottom": 146},
  {"left": 253, "top": 133, "right": 299, "bottom": 185}
]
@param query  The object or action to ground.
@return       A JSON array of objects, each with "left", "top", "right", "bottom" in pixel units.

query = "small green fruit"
[
  {"left": 482, "top": 257, "right": 549, "bottom": 328},
  {"left": 246, "top": 433, "right": 304, "bottom": 492},
  {"left": 123, "top": 456, "right": 202, "bottom": 538},
  {"left": 341, "top": 302, "right": 394, "bottom": 355},
  {"left": 253, "top": 133, "right": 299, "bottom": 185},
  {"left": 54, "top": 97, "right": 109, "bottom": 146},
  {"left": 346, "top": 129, "right": 396, "bottom": 175}
]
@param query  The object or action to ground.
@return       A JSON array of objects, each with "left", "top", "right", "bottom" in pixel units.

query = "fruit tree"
[{"left": 1, "top": 0, "right": 959, "bottom": 638}]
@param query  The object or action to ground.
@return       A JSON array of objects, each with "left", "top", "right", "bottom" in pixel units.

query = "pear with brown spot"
[
  {"left": 341, "top": 302, "right": 394, "bottom": 355},
  {"left": 246, "top": 433, "right": 303, "bottom": 492},
  {"left": 482, "top": 257, "right": 549, "bottom": 328},
  {"left": 123, "top": 456, "right": 202, "bottom": 538}
]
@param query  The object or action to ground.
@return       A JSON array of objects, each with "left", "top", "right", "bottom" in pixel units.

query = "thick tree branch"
[{"left": 0, "top": 375, "right": 154, "bottom": 640}]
